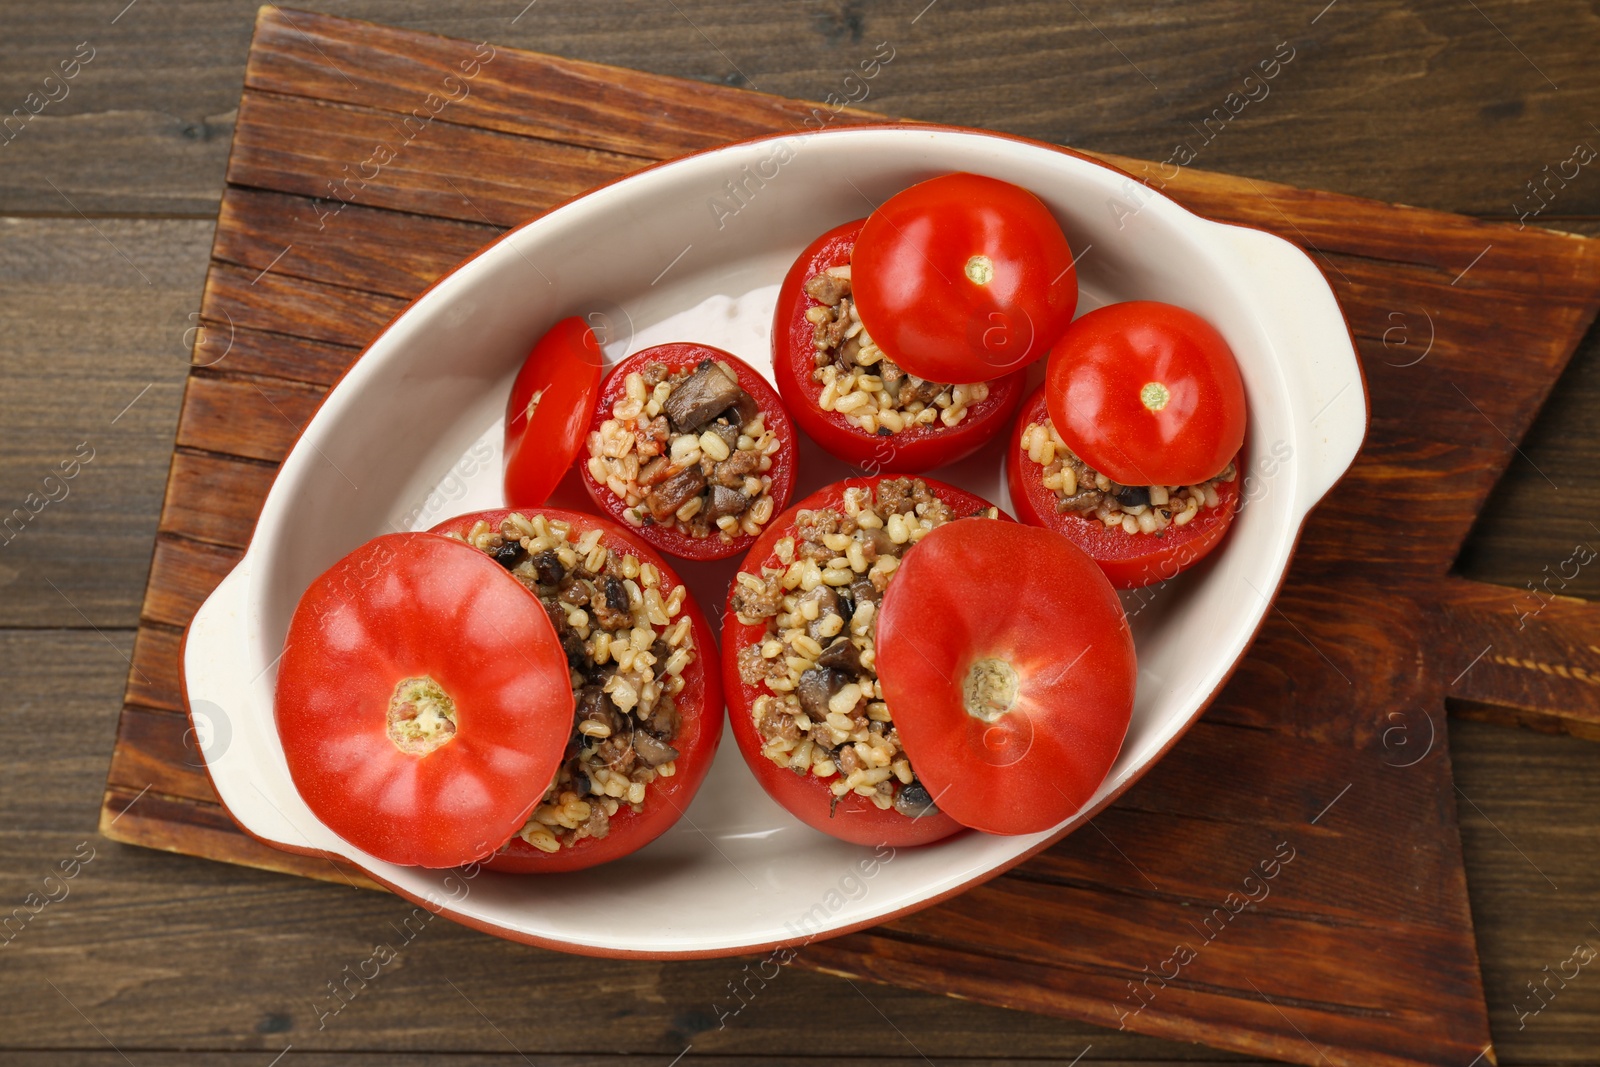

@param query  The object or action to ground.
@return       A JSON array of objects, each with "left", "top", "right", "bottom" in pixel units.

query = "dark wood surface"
[{"left": 3, "top": 3, "right": 1599, "bottom": 1065}]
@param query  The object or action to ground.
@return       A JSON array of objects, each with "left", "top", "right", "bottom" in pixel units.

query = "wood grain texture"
[
  {"left": 3, "top": 1, "right": 1600, "bottom": 219},
  {"left": 74, "top": 8, "right": 1599, "bottom": 1066},
  {"left": 9, "top": 631, "right": 1600, "bottom": 1062}
]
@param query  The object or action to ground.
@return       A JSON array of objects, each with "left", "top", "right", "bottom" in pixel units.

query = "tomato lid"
[
  {"left": 874, "top": 520, "right": 1136, "bottom": 835},
  {"left": 275, "top": 533, "right": 576, "bottom": 868},
  {"left": 852, "top": 172, "right": 1078, "bottom": 383},
  {"left": 504, "top": 317, "right": 605, "bottom": 507}
]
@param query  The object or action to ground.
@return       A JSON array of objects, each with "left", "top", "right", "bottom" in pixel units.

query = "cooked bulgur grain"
[
  {"left": 587, "top": 361, "right": 778, "bottom": 543},
  {"left": 451, "top": 513, "right": 694, "bottom": 852},
  {"left": 804, "top": 267, "right": 989, "bottom": 435},
  {"left": 732, "top": 478, "right": 998, "bottom": 816},
  {"left": 1020, "top": 419, "right": 1236, "bottom": 535}
]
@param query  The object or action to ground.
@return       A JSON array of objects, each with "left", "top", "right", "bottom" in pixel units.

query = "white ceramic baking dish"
[{"left": 182, "top": 124, "right": 1366, "bottom": 958}]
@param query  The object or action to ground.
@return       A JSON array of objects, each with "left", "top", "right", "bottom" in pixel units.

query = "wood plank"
[
  {"left": 173, "top": 371, "right": 326, "bottom": 461},
  {"left": 141, "top": 534, "right": 240, "bottom": 629},
  {"left": 0, "top": 218, "right": 213, "bottom": 627},
  {"left": 5, "top": 1, "right": 1600, "bottom": 218},
  {"left": 0, "top": 631, "right": 1592, "bottom": 1067},
  {"left": 159, "top": 449, "right": 277, "bottom": 548}
]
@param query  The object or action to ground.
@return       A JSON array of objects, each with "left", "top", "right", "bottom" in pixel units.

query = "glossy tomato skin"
[
  {"left": 429, "top": 508, "right": 724, "bottom": 873},
  {"left": 580, "top": 345, "right": 798, "bottom": 562},
  {"left": 875, "top": 520, "right": 1136, "bottom": 836},
  {"left": 1044, "top": 300, "right": 1246, "bottom": 488},
  {"left": 722, "top": 476, "right": 1008, "bottom": 847},
  {"left": 852, "top": 173, "right": 1078, "bottom": 382},
  {"left": 1007, "top": 386, "right": 1239, "bottom": 589},
  {"left": 276, "top": 533, "right": 574, "bottom": 869},
  {"left": 504, "top": 317, "right": 605, "bottom": 508},
  {"left": 773, "top": 219, "right": 1025, "bottom": 474}
]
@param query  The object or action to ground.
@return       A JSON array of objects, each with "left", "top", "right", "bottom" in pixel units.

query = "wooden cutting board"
[{"left": 99, "top": 8, "right": 1600, "bottom": 1066}]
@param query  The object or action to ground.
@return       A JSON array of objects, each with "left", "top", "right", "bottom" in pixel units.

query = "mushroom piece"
[
  {"left": 797, "top": 667, "right": 850, "bottom": 721},
  {"left": 704, "top": 484, "right": 748, "bottom": 521},
  {"left": 664, "top": 360, "right": 744, "bottom": 434},
  {"left": 645, "top": 465, "right": 707, "bottom": 521},
  {"left": 815, "top": 636, "right": 863, "bottom": 674},
  {"left": 632, "top": 732, "right": 680, "bottom": 768}
]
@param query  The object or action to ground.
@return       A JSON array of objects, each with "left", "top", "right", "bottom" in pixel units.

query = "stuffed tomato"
[
  {"left": 581, "top": 345, "right": 797, "bottom": 561},
  {"left": 431, "top": 507, "right": 723, "bottom": 872},
  {"left": 1007, "top": 385, "right": 1240, "bottom": 589},
  {"left": 773, "top": 220, "right": 1025, "bottom": 473},
  {"left": 722, "top": 475, "right": 1009, "bottom": 846}
]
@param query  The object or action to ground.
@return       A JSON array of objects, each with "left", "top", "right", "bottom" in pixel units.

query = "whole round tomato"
[
  {"left": 1007, "top": 386, "right": 1240, "bottom": 589},
  {"left": 1045, "top": 300, "right": 1246, "bottom": 488},
  {"left": 852, "top": 173, "right": 1078, "bottom": 382},
  {"left": 504, "top": 316, "right": 605, "bottom": 508},
  {"left": 721, "top": 475, "right": 1008, "bottom": 847},
  {"left": 579, "top": 345, "right": 798, "bottom": 562},
  {"left": 429, "top": 508, "right": 723, "bottom": 873},
  {"left": 773, "top": 219, "right": 1024, "bottom": 474},
  {"left": 276, "top": 533, "right": 574, "bottom": 869},
  {"left": 875, "top": 520, "right": 1136, "bottom": 835}
]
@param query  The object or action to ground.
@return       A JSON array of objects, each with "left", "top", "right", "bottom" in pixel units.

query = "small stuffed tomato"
[
  {"left": 580, "top": 345, "right": 798, "bottom": 561},
  {"left": 1007, "top": 385, "right": 1240, "bottom": 589},
  {"left": 773, "top": 220, "right": 1025, "bottom": 474},
  {"left": 431, "top": 507, "right": 724, "bottom": 872},
  {"left": 723, "top": 475, "right": 1006, "bottom": 847}
]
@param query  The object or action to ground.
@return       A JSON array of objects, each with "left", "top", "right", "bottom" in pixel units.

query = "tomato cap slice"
[
  {"left": 428, "top": 508, "right": 725, "bottom": 873},
  {"left": 580, "top": 344, "right": 798, "bottom": 561},
  {"left": 505, "top": 316, "right": 605, "bottom": 507},
  {"left": 1007, "top": 386, "right": 1240, "bottom": 589},
  {"left": 276, "top": 533, "right": 575, "bottom": 868},
  {"left": 875, "top": 520, "right": 1136, "bottom": 835},
  {"left": 773, "top": 219, "right": 1025, "bottom": 474},
  {"left": 1045, "top": 301, "right": 1246, "bottom": 488},
  {"left": 852, "top": 173, "right": 1078, "bottom": 383}
]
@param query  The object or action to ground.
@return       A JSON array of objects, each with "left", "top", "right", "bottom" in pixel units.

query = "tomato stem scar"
[
  {"left": 1140, "top": 381, "right": 1170, "bottom": 412},
  {"left": 963, "top": 657, "right": 1018, "bottom": 722},
  {"left": 387, "top": 676, "right": 459, "bottom": 755},
  {"left": 964, "top": 255, "right": 995, "bottom": 286}
]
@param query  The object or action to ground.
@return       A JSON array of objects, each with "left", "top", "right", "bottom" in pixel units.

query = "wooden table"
[{"left": 3, "top": 3, "right": 1598, "bottom": 1064}]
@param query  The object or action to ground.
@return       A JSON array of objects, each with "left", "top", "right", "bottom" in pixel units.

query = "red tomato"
[
  {"left": 276, "top": 533, "right": 574, "bottom": 869},
  {"left": 1045, "top": 301, "right": 1246, "bottom": 488},
  {"left": 851, "top": 173, "right": 1078, "bottom": 382},
  {"left": 429, "top": 508, "right": 724, "bottom": 873},
  {"left": 505, "top": 317, "right": 605, "bottom": 508},
  {"left": 721, "top": 475, "right": 1009, "bottom": 847},
  {"left": 773, "top": 219, "right": 1025, "bottom": 474},
  {"left": 579, "top": 345, "right": 798, "bottom": 562},
  {"left": 875, "top": 520, "right": 1136, "bottom": 835},
  {"left": 1007, "top": 386, "right": 1240, "bottom": 589}
]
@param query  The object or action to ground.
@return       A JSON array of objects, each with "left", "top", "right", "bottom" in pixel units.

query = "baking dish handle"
[{"left": 1217, "top": 222, "right": 1368, "bottom": 517}]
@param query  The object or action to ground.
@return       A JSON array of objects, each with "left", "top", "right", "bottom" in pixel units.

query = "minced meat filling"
[
  {"left": 804, "top": 266, "right": 990, "bottom": 436},
  {"left": 587, "top": 360, "right": 779, "bottom": 542},
  {"left": 731, "top": 477, "right": 999, "bottom": 817},
  {"left": 454, "top": 512, "right": 695, "bottom": 853},
  {"left": 1020, "top": 419, "right": 1236, "bottom": 536}
]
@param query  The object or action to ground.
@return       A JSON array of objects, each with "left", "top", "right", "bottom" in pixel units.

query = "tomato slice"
[
  {"left": 851, "top": 173, "right": 1078, "bottom": 383},
  {"left": 722, "top": 475, "right": 1010, "bottom": 847},
  {"left": 1007, "top": 386, "right": 1240, "bottom": 589},
  {"left": 429, "top": 508, "right": 724, "bottom": 872},
  {"left": 579, "top": 345, "right": 798, "bottom": 562},
  {"left": 875, "top": 520, "right": 1136, "bottom": 835},
  {"left": 504, "top": 317, "right": 605, "bottom": 508},
  {"left": 1044, "top": 300, "right": 1246, "bottom": 488},
  {"left": 773, "top": 219, "right": 1025, "bottom": 474},
  {"left": 276, "top": 533, "right": 574, "bottom": 869}
]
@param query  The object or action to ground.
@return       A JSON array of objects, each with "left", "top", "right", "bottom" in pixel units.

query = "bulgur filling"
[
  {"left": 803, "top": 266, "right": 990, "bottom": 435},
  {"left": 1020, "top": 419, "right": 1237, "bottom": 535},
  {"left": 730, "top": 477, "right": 999, "bottom": 817},
  {"left": 452, "top": 512, "right": 695, "bottom": 853},
  {"left": 586, "top": 360, "right": 780, "bottom": 543}
]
